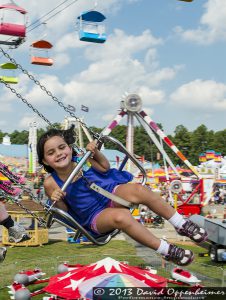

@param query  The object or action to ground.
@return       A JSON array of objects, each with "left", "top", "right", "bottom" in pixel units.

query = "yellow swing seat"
[
  {"left": 0, "top": 62, "right": 18, "bottom": 84},
  {"left": 0, "top": 75, "right": 18, "bottom": 84}
]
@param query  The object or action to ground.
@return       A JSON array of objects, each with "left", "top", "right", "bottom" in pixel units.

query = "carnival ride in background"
[
  {"left": 0, "top": 0, "right": 193, "bottom": 66},
  {"left": 0, "top": 0, "right": 27, "bottom": 48},
  {"left": 0, "top": 62, "right": 18, "bottom": 83},
  {"left": 30, "top": 40, "right": 53, "bottom": 66},
  {"left": 101, "top": 93, "right": 215, "bottom": 216},
  {"left": 76, "top": 9, "right": 107, "bottom": 43}
]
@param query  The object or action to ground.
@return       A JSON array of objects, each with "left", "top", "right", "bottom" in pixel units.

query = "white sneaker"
[
  {"left": 8, "top": 223, "right": 31, "bottom": 243},
  {"left": 0, "top": 247, "right": 7, "bottom": 263}
]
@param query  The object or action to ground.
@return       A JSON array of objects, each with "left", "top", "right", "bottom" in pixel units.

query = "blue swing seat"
[{"left": 77, "top": 10, "right": 106, "bottom": 44}]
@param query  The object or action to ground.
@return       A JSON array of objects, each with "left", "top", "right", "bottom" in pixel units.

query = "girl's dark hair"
[{"left": 37, "top": 125, "right": 77, "bottom": 173}]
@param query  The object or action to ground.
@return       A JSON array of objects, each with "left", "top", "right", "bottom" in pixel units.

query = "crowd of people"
[{"left": 212, "top": 185, "right": 226, "bottom": 204}]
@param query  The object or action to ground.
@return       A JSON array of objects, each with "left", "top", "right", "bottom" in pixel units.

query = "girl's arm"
[
  {"left": 44, "top": 176, "right": 68, "bottom": 211},
  {"left": 86, "top": 141, "right": 110, "bottom": 172}
]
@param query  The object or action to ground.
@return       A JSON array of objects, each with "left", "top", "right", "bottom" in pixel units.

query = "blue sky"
[{"left": 0, "top": 0, "right": 226, "bottom": 135}]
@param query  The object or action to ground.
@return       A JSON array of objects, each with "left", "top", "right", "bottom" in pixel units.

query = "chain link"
[
  {"left": 0, "top": 77, "right": 52, "bottom": 126},
  {"left": 12, "top": 198, "right": 47, "bottom": 227},
  {"left": 0, "top": 189, "right": 47, "bottom": 226},
  {"left": 0, "top": 47, "right": 100, "bottom": 139}
]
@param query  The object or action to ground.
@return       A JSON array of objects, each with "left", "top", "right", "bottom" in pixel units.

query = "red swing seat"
[
  {"left": 30, "top": 40, "right": 53, "bottom": 66},
  {"left": 31, "top": 57, "right": 53, "bottom": 66},
  {"left": 0, "top": 23, "right": 26, "bottom": 37},
  {"left": 0, "top": 4, "right": 27, "bottom": 37}
]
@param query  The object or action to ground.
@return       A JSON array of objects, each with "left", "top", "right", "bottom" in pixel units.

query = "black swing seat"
[{"left": 45, "top": 206, "right": 120, "bottom": 246}]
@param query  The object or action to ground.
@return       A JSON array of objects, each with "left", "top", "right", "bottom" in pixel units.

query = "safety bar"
[{"left": 61, "top": 151, "right": 92, "bottom": 192}]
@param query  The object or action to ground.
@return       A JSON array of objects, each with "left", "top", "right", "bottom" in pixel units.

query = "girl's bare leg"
[
  {"left": 114, "top": 183, "right": 175, "bottom": 220},
  {"left": 96, "top": 207, "right": 161, "bottom": 250}
]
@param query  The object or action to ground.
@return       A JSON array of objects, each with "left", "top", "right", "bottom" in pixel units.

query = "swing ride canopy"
[
  {"left": 0, "top": 4, "right": 27, "bottom": 14},
  {"left": 31, "top": 40, "right": 53, "bottom": 49},
  {"left": 77, "top": 10, "right": 106, "bottom": 22},
  {"left": 0, "top": 62, "right": 17, "bottom": 69},
  {"left": 44, "top": 257, "right": 167, "bottom": 299}
]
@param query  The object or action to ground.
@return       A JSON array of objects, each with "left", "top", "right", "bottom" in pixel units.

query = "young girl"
[{"left": 37, "top": 128, "right": 207, "bottom": 266}]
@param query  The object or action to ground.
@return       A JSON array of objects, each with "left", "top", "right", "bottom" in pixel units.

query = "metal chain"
[
  {"left": 0, "top": 190, "right": 47, "bottom": 227},
  {"left": 11, "top": 198, "right": 47, "bottom": 227},
  {"left": 0, "top": 47, "right": 100, "bottom": 139},
  {"left": 0, "top": 77, "right": 52, "bottom": 126},
  {"left": 0, "top": 164, "right": 41, "bottom": 203},
  {"left": 0, "top": 166, "right": 47, "bottom": 225}
]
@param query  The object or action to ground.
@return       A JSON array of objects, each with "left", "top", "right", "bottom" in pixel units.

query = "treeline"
[{"left": 1, "top": 123, "right": 226, "bottom": 166}]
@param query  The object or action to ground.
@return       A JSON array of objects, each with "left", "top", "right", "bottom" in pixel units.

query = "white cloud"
[
  {"left": 101, "top": 113, "right": 116, "bottom": 122},
  {"left": 175, "top": 0, "right": 226, "bottom": 44},
  {"left": 84, "top": 29, "right": 162, "bottom": 62},
  {"left": 141, "top": 107, "right": 154, "bottom": 117},
  {"left": 2, "top": 0, "right": 219, "bottom": 134},
  {"left": 170, "top": 79, "right": 226, "bottom": 111},
  {"left": 23, "top": 74, "right": 65, "bottom": 106},
  {"left": 52, "top": 52, "right": 71, "bottom": 69},
  {"left": 54, "top": 33, "right": 85, "bottom": 52},
  {"left": 137, "top": 86, "right": 165, "bottom": 106},
  {"left": 22, "top": 27, "right": 176, "bottom": 126}
]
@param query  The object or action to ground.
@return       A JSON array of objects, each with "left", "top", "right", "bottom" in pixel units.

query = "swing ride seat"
[
  {"left": 30, "top": 40, "right": 54, "bottom": 66},
  {"left": 0, "top": 3, "right": 27, "bottom": 37},
  {"left": 31, "top": 57, "right": 53, "bottom": 66},
  {"left": 0, "top": 75, "right": 18, "bottom": 84},
  {"left": 0, "top": 62, "right": 18, "bottom": 84},
  {"left": 44, "top": 134, "right": 147, "bottom": 246},
  {"left": 79, "top": 30, "right": 106, "bottom": 43},
  {"left": 77, "top": 10, "right": 107, "bottom": 43},
  {"left": 0, "top": 23, "right": 26, "bottom": 37}
]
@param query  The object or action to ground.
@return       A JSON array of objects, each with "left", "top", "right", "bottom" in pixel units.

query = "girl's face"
[{"left": 43, "top": 136, "right": 72, "bottom": 171}]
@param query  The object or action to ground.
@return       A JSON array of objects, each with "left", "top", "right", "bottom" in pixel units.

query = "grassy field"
[
  {"left": 0, "top": 239, "right": 225, "bottom": 299},
  {"left": 0, "top": 239, "right": 143, "bottom": 299}
]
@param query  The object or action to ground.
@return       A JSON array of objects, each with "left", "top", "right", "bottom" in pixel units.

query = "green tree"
[
  {"left": 212, "top": 130, "right": 226, "bottom": 156},
  {"left": 0, "top": 130, "right": 7, "bottom": 143},
  {"left": 9, "top": 130, "right": 29, "bottom": 144},
  {"left": 170, "top": 125, "right": 191, "bottom": 166},
  {"left": 190, "top": 125, "right": 209, "bottom": 165}
]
